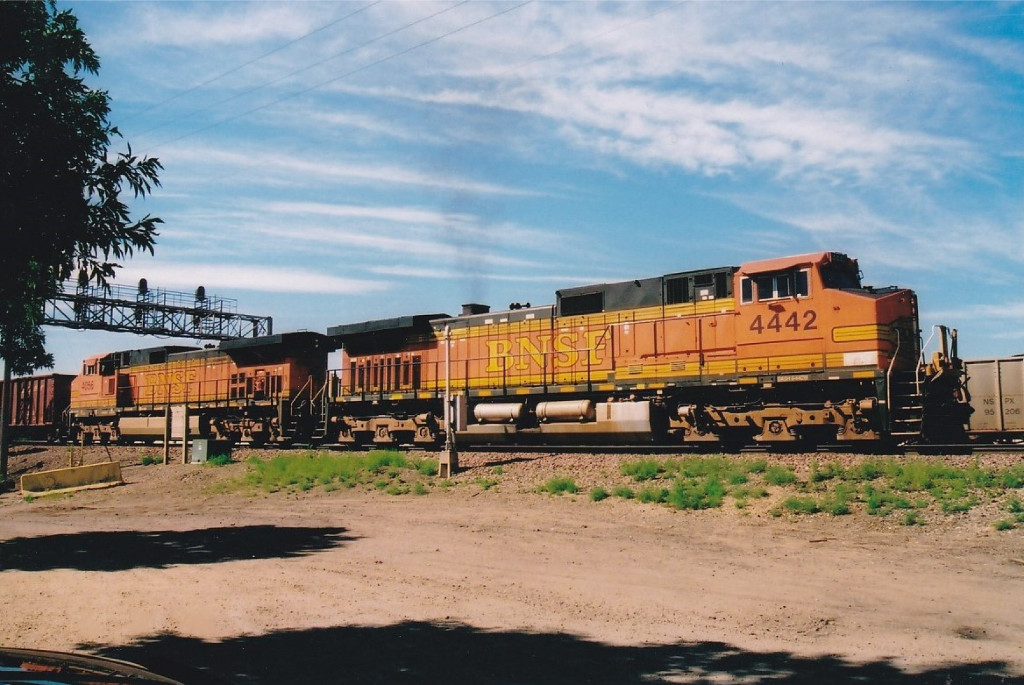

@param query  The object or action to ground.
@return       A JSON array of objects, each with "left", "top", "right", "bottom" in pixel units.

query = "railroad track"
[{"left": 16, "top": 439, "right": 1024, "bottom": 456}]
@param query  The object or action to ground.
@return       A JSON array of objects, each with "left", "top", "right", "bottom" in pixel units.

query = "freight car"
[
  {"left": 963, "top": 357, "right": 1024, "bottom": 443},
  {"left": 0, "top": 373, "right": 74, "bottom": 442},
  {"left": 323, "top": 251, "right": 972, "bottom": 449},
  {"left": 67, "top": 332, "right": 331, "bottom": 445}
]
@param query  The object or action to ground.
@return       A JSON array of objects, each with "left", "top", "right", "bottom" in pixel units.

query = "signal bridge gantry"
[{"left": 43, "top": 278, "right": 272, "bottom": 341}]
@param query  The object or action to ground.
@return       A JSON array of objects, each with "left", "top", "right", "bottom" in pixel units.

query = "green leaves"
[{"left": 0, "top": 1, "right": 161, "bottom": 369}]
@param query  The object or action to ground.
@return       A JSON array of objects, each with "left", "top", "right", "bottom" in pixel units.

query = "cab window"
[{"left": 741, "top": 269, "right": 810, "bottom": 304}]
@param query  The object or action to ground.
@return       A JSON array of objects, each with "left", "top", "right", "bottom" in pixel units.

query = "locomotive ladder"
[
  {"left": 888, "top": 370, "right": 925, "bottom": 441},
  {"left": 308, "top": 378, "right": 331, "bottom": 443}
]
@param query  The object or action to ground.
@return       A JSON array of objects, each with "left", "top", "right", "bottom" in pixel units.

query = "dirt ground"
[{"left": 1, "top": 445, "right": 1022, "bottom": 684}]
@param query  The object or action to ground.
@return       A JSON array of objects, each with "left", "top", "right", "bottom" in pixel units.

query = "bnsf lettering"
[
  {"left": 486, "top": 332, "right": 606, "bottom": 372},
  {"left": 144, "top": 370, "right": 198, "bottom": 385}
]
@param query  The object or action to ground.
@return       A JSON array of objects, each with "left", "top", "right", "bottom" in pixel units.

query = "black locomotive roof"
[
  {"left": 327, "top": 314, "right": 449, "bottom": 339},
  {"left": 328, "top": 313, "right": 449, "bottom": 353},
  {"left": 101, "top": 345, "right": 199, "bottom": 369},
  {"left": 555, "top": 265, "right": 738, "bottom": 317},
  {"left": 219, "top": 330, "right": 333, "bottom": 353},
  {"left": 432, "top": 305, "right": 554, "bottom": 330}
]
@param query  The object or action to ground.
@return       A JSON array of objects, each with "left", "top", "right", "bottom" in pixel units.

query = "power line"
[
  {"left": 139, "top": 0, "right": 477, "bottom": 143},
  {"left": 148, "top": 1, "right": 532, "bottom": 150},
  {"left": 125, "top": 1, "right": 381, "bottom": 124}
]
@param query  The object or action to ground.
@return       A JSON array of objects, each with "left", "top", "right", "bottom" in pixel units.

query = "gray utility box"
[{"left": 191, "top": 439, "right": 232, "bottom": 464}]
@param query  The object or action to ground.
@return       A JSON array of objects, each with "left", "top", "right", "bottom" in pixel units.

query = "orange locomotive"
[
  {"left": 68, "top": 332, "right": 330, "bottom": 445},
  {"left": 326, "top": 252, "right": 968, "bottom": 448}
]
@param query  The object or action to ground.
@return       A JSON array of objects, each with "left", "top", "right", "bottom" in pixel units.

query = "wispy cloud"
[
  {"left": 157, "top": 144, "right": 542, "bottom": 197},
  {"left": 116, "top": 263, "right": 389, "bottom": 295}
]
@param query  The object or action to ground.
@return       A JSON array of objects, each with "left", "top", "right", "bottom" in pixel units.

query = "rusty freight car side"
[{"left": 0, "top": 374, "right": 74, "bottom": 442}]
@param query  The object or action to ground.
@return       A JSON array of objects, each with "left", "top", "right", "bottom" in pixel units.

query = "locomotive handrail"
[
  {"left": 311, "top": 376, "right": 329, "bottom": 405},
  {"left": 290, "top": 376, "right": 313, "bottom": 416},
  {"left": 886, "top": 327, "right": 902, "bottom": 424}
]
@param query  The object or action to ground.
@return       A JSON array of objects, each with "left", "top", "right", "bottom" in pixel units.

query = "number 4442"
[{"left": 749, "top": 310, "right": 818, "bottom": 334}]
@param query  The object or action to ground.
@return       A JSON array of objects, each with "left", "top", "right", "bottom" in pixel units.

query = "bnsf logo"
[{"left": 484, "top": 332, "right": 607, "bottom": 372}]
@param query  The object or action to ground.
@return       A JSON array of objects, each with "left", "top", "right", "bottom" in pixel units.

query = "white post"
[{"left": 440, "top": 325, "right": 457, "bottom": 477}]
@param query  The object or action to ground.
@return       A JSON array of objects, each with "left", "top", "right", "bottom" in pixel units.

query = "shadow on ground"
[
  {"left": 0, "top": 525, "right": 355, "bottom": 571},
  {"left": 93, "top": 621, "right": 1020, "bottom": 685}
]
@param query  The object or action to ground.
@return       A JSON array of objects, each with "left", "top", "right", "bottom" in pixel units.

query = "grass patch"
[
  {"left": 590, "top": 487, "right": 609, "bottom": 502},
  {"left": 539, "top": 476, "right": 579, "bottom": 495},
  {"left": 230, "top": 449, "right": 434, "bottom": 494},
  {"left": 903, "top": 511, "right": 924, "bottom": 526},
  {"left": 206, "top": 453, "right": 232, "bottom": 467},
  {"left": 412, "top": 458, "right": 439, "bottom": 476},
  {"left": 863, "top": 484, "right": 916, "bottom": 517},
  {"left": 593, "top": 455, "right": 1024, "bottom": 520},
  {"left": 140, "top": 455, "right": 159, "bottom": 466},
  {"left": 783, "top": 496, "right": 820, "bottom": 515},
  {"left": 477, "top": 478, "right": 499, "bottom": 491},
  {"left": 620, "top": 459, "right": 662, "bottom": 481},
  {"left": 764, "top": 465, "right": 797, "bottom": 485},
  {"left": 637, "top": 486, "right": 669, "bottom": 504},
  {"left": 667, "top": 477, "right": 724, "bottom": 510},
  {"left": 612, "top": 486, "right": 635, "bottom": 500},
  {"left": 809, "top": 459, "right": 845, "bottom": 483},
  {"left": 730, "top": 484, "right": 768, "bottom": 509}
]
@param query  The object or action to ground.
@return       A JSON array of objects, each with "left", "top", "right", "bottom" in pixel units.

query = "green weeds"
[
  {"left": 599, "top": 455, "right": 1024, "bottom": 524},
  {"left": 764, "top": 465, "right": 798, "bottom": 485},
  {"left": 612, "top": 485, "right": 635, "bottom": 500},
  {"left": 224, "top": 450, "right": 436, "bottom": 495},
  {"left": 539, "top": 476, "right": 579, "bottom": 495}
]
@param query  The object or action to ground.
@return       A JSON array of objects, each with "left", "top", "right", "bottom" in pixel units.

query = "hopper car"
[
  {"left": 10, "top": 250, "right": 1017, "bottom": 450},
  {"left": 962, "top": 357, "right": 1024, "bottom": 442}
]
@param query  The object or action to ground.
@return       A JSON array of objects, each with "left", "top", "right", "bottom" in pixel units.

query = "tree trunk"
[{"left": 0, "top": 359, "right": 11, "bottom": 485}]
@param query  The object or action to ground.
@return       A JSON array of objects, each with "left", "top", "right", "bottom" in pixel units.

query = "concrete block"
[{"left": 20, "top": 462, "right": 123, "bottom": 495}]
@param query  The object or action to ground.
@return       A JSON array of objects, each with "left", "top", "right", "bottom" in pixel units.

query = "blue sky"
[{"left": 39, "top": 0, "right": 1024, "bottom": 373}]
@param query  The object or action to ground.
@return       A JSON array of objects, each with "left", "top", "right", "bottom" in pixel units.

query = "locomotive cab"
[{"left": 735, "top": 252, "right": 919, "bottom": 376}]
